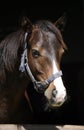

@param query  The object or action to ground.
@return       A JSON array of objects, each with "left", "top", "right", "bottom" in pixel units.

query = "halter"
[{"left": 19, "top": 33, "right": 62, "bottom": 93}]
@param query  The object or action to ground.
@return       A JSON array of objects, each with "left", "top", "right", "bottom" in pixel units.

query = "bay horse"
[{"left": 0, "top": 15, "right": 67, "bottom": 123}]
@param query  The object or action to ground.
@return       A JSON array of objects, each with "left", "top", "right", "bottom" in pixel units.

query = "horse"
[{"left": 0, "top": 15, "right": 67, "bottom": 123}]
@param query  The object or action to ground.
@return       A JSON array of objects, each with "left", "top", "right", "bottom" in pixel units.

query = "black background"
[{"left": 0, "top": 0, "right": 84, "bottom": 125}]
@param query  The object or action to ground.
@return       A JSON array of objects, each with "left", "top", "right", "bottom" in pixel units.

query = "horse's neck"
[{"left": 0, "top": 71, "right": 28, "bottom": 120}]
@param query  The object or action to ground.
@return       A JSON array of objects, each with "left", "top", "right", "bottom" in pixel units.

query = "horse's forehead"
[
  {"left": 29, "top": 28, "right": 42, "bottom": 45},
  {"left": 30, "top": 27, "right": 57, "bottom": 48}
]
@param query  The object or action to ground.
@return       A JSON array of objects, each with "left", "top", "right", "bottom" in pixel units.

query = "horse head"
[{"left": 20, "top": 15, "right": 67, "bottom": 109}]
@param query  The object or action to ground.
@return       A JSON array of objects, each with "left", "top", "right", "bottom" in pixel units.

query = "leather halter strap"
[{"left": 19, "top": 33, "right": 62, "bottom": 93}]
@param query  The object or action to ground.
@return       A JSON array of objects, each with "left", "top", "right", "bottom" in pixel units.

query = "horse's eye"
[{"left": 32, "top": 49, "right": 40, "bottom": 58}]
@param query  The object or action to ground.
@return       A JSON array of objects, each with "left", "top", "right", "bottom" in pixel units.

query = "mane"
[
  {"left": 0, "top": 29, "right": 25, "bottom": 73},
  {"left": 35, "top": 20, "right": 66, "bottom": 49}
]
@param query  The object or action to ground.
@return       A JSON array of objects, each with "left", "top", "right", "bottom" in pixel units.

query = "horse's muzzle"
[{"left": 49, "top": 88, "right": 67, "bottom": 108}]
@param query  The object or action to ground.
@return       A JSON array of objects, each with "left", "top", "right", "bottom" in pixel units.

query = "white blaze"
[{"left": 53, "top": 60, "right": 66, "bottom": 100}]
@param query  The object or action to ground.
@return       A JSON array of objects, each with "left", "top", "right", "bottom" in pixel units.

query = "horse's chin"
[
  {"left": 41, "top": 96, "right": 66, "bottom": 111},
  {"left": 49, "top": 102, "right": 64, "bottom": 109},
  {"left": 46, "top": 99, "right": 65, "bottom": 110}
]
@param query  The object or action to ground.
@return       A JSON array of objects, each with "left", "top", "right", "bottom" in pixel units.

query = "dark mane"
[
  {"left": 0, "top": 30, "right": 25, "bottom": 72},
  {"left": 35, "top": 20, "right": 66, "bottom": 49}
]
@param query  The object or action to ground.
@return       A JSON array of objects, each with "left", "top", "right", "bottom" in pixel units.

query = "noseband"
[{"left": 19, "top": 33, "right": 62, "bottom": 93}]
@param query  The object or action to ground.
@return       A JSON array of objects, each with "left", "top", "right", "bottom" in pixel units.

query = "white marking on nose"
[{"left": 52, "top": 60, "right": 66, "bottom": 99}]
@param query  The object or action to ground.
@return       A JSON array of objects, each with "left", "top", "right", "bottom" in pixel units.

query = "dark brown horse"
[{"left": 0, "top": 15, "right": 67, "bottom": 123}]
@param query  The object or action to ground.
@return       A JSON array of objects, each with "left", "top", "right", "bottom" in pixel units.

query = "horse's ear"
[
  {"left": 54, "top": 13, "right": 67, "bottom": 32},
  {"left": 20, "top": 16, "right": 32, "bottom": 32}
]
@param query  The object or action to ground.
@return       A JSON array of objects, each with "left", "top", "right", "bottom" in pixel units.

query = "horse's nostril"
[{"left": 52, "top": 89, "right": 57, "bottom": 97}]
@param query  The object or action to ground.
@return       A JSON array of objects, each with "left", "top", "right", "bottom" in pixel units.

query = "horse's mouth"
[
  {"left": 48, "top": 98, "right": 66, "bottom": 109},
  {"left": 43, "top": 100, "right": 65, "bottom": 112},
  {"left": 49, "top": 101, "right": 64, "bottom": 108}
]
